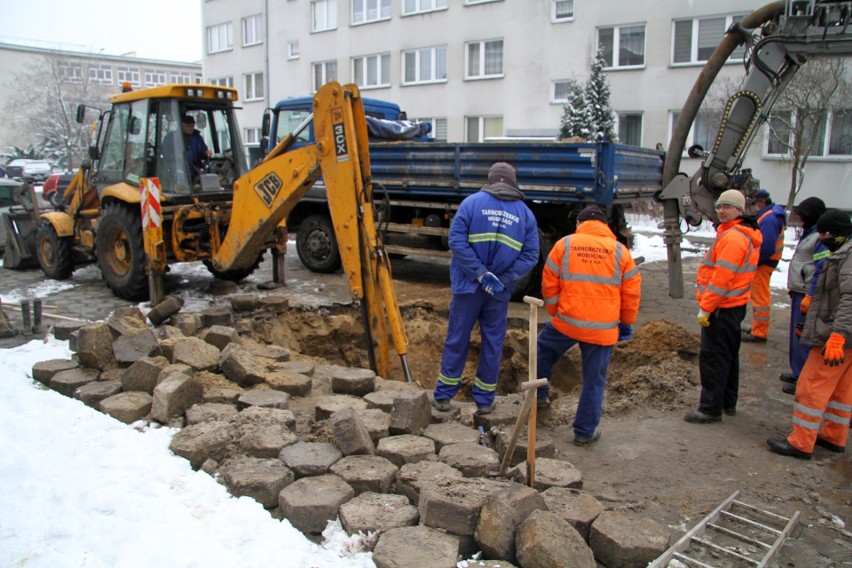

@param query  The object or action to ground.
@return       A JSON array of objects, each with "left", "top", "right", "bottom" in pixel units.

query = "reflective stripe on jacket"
[
  {"left": 757, "top": 204, "right": 786, "bottom": 267},
  {"left": 541, "top": 220, "right": 641, "bottom": 346},
  {"left": 696, "top": 219, "right": 762, "bottom": 312}
]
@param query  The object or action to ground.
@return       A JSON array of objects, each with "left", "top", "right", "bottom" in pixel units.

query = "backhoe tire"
[
  {"left": 296, "top": 214, "right": 341, "bottom": 273},
  {"left": 37, "top": 224, "right": 74, "bottom": 280},
  {"left": 203, "top": 251, "right": 264, "bottom": 282},
  {"left": 96, "top": 203, "right": 148, "bottom": 300}
]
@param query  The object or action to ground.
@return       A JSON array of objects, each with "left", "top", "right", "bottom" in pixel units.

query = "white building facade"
[
  {"left": 0, "top": 43, "right": 202, "bottom": 162},
  {"left": 203, "top": 0, "right": 850, "bottom": 207}
]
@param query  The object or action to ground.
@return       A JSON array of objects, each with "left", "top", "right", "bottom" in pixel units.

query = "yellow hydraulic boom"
[{"left": 212, "top": 82, "right": 411, "bottom": 381}]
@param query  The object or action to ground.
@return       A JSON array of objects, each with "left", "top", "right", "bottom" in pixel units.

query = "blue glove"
[
  {"left": 478, "top": 272, "right": 505, "bottom": 295},
  {"left": 617, "top": 324, "right": 633, "bottom": 341}
]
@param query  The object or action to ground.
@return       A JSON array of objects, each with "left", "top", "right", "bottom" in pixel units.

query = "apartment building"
[
  {"left": 0, "top": 42, "right": 202, "bottom": 160},
  {"left": 201, "top": 0, "right": 847, "bottom": 207}
]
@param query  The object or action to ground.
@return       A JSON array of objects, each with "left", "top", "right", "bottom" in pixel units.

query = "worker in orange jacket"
[
  {"left": 535, "top": 205, "right": 641, "bottom": 446},
  {"left": 742, "top": 189, "right": 787, "bottom": 342},
  {"left": 768, "top": 209, "right": 852, "bottom": 459},
  {"left": 685, "top": 189, "right": 762, "bottom": 423}
]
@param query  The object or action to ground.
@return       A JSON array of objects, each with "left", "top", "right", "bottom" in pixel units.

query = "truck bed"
[{"left": 368, "top": 141, "right": 664, "bottom": 205}]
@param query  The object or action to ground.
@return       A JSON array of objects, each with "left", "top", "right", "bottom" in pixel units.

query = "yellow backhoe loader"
[{"left": 33, "top": 82, "right": 410, "bottom": 381}]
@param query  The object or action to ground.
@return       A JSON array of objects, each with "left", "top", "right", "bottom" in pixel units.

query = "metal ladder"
[{"left": 648, "top": 491, "right": 800, "bottom": 568}]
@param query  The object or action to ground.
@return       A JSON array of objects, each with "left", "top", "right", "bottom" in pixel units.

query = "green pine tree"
[{"left": 585, "top": 46, "right": 617, "bottom": 142}]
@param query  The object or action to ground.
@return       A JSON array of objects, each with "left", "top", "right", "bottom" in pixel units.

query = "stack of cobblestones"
[{"left": 32, "top": 295, "right": 670, "bottom": 568}]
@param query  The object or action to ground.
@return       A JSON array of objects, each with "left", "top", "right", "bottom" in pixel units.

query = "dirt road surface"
[{"left": 1, "top": 242, "right": 849, "bottom": 567}]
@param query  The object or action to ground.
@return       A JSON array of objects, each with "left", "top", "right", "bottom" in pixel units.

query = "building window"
[
  {"left": 244, "top": 128, "right": 260, "bottom": 144},
  {"left": 243, "top": 14, "right": 264, "bottom": 46},
  {"left": 144, "top": 69, "right": 166, "bottom": 87},
  {"left": 402, "top": 46, "right": 447, "bottom": 85},
  {"left": 617, "top": 112, "right": 643, "bottom": 146},
  {"left": 210, "top": 76, "right": 235, "bottom": 88},
  {"left": 670, "top": 110, "right": 716, "bottom": 153},
  {"left": 465, "top": 39, "right": 503, "bottom": 80},
  {"left": 117, "top": 66, "right": 141, "bottom": 87},
  {"left": 59, "top": 61, "right": 83, "bottom": 83},
  {"left": 766, "top": 109, "right": 852, "bottom": 157},
  {"left": 207, "top": 22, "right": 233, "bottom": 53},
  {"left": 415, "top": 117, "right": 447, "bottom": 140},
  {"left": 312, "top": 0, "right": 337, "bottom": 32},
  {"left": 597, "top": 24, "right": 645, "bottom": 68},
  {"left": 464, "top": 0, "right": 501, "bottom": 5},
  {"left": 466, "top": 115, "right": 503, "bottom": 142},
  {"left": 552, "top": 0, "right": 574, "bottom": 22},
  {"left": 402, "top": 0, "right": 447, "bottom": 16},
  {"left": 352, "top": 53, "right": 391, "bottom": 89},
  {"left": 312, "top": 60, "right": 338, "bottom": 92},
  {"left": 551, "top": 80, "right": 576, "bottom": 103},
  {"left": 288, "top": 41, "right": 300, "bottom": 60},
  {"left": 89, "top": 64, "right": 113, "bottom": 85},
  {"left": 170, "top": 71, "right": 191, "bottom": 83},
  {"left": 194, "top": 74, "right": 203, "bottom": 84},
  {"left": 244, "top": 72, "right": 264, "bottom": 101},
  {"left": 352, "top": 0, "right": 391, "bottom": 24},
  {"left": 672, "top": 15, "right": 748, "bottom": 65}
]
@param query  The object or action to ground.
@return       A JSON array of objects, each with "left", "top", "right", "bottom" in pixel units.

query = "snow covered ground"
[{"left": 0, "top": 214, "right": 803, "bottom": 567}]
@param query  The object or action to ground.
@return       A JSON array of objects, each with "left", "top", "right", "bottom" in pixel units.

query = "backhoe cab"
[{"left": 37, "top": 82, "right": 411, "bottom": 381}]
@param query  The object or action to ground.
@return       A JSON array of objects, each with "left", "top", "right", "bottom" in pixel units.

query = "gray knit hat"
[{"left": 487, "top": 162, "right": 517, "bottom": 187}]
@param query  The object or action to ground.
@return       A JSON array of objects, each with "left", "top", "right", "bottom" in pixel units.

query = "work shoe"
[
  {"left": 782, "top": 382, "right": 797, "bottom": 395},
  {"left": 741, "top": 333, "right": 767, "bottom": 343},
  {"left": 537, "top": 397, "right": 551, "bottom": 410},
  {"left": 767, "top": 438, "right": 812, "bottom": 460},
  {"left": 476, "top": 403, "right": 494, "bottom": 416},
  {"left": 723, "top": 407, "right": 737, "bottom": 416},
  {"left": 433, "top": 399, "right": 451, "bottom": 412},
  {"left": 684, "top": 410, "right": 722, "bottom": 423},
  {"left": 779, "top": 373, "right": 797, "bottom": 384},
  {"left": 815, "top": 436, "right": 845, "bottom": 454},
  {"left": 573, "top": 429, "right": 601, "bottom": 446}
]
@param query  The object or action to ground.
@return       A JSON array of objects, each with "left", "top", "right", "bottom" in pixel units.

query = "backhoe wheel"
[
  {"left": 296, "top": 214, "right": 341, "bottom": 273},
  {"left": 203, "top": 251, "right": 264, "bottom": 282},
  {"left": 96, "top": 203, "right": 148, "bottom": 300},
  {"left": 37, "top": 223, "right": 74, "bottom": 280}
]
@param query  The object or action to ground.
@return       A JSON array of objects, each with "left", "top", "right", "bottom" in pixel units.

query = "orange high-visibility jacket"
[
  {"left": 696, "top": 218, "right": 762, "bottom": 312},
  {"left": 542, "top": 220, "right": 641, "bottom": 346}
]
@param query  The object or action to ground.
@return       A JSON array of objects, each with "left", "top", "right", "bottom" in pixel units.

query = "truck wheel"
[
  {"left": 96, "top": 203, "right": 148, "bottom": 300},
  {"left": 37, "top": 224, "right": 74, "bottom": 279},
  {"left": 203, "top": 251, "right": 264, "bottom": 282},
  {"left": 296, "top": 214, "right": 341, "bottom": 273}
]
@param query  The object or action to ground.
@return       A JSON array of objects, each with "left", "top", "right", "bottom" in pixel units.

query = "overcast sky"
[{"left": 0, "top": 0, "right": 202, "bottom": 62}]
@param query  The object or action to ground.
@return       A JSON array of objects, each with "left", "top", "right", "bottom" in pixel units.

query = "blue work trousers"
[
  {"left": 434, "top": 290, "right": 509, "bottom": 407},
  {"left": 536, "top": 322, "right": 613, "bottom": 438},
  {"left": 788, "top": 292, "right": 808, "bottom": 379}
]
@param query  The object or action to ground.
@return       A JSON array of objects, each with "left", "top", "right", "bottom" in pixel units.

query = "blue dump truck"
[{"left": 262, "top": 96, "right": 664, "bottom": 297}]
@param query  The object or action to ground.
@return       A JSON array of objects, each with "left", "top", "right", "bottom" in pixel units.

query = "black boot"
[{"left": 767, "top": 438, "right": 811, "bottom": 460}]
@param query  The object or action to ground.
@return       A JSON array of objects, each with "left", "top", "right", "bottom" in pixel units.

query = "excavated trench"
[{"left": 251, "top": 302, "right": 701, "bottom": 420}]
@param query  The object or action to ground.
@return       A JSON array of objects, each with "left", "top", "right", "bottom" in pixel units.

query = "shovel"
[{"left": 497, "top": 296, "right": 548, "bottom": 487}]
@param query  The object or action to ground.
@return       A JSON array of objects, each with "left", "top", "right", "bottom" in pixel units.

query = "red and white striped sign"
[{"left": 140, "top": 177, "right": 162, "bottom": 229}]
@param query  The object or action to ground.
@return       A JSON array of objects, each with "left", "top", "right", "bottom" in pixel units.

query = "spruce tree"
[
  {"left": 585, "top": 46, "right": 617, "bottom": 142},
  {"left": 559, "top": 82, "right": 593, "bottom": 140}
]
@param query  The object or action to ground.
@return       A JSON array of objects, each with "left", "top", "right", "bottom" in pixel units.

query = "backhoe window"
[
  {"left": 156, "top": 106, "right": 193, "bottom": 195},
  {"left": 124, "top": 100, "right": 148, "bottom": 184},
  {"left": 97, "top": 105, "right": 132, "bottom": 184}
]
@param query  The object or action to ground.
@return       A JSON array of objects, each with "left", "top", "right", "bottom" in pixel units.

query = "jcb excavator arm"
[
  {"left": 212, "top": 82, "right": 410, "bottom": 381},
  {"left": 660, "top": 0, "right": 852, "bottom": 298}
]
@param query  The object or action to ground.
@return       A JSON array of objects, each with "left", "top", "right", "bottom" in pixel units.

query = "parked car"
[
  {"left": 42, "top": 172, "right": 76, "bottom": 206},
  {"left": 4, "top": 159, "right": 33, "bottom": 180},
  {"left": 22, "top": 160, "right": 52, "bottom": 183}
]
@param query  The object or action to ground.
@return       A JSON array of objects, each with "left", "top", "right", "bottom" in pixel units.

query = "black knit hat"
[
  {"left": 793, "top": 197, "right": 826, "bottom": 228},
  {"left": 577, "top": 205, "right": 607, "bottom": 224},
  {"left": 487, "top": 162, "right": 517, "bottom": 187},
  {"left": 817, "top": 209, "right": 852, "bottom": 237}
]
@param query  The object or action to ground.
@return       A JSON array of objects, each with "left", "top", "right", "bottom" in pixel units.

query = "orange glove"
[
  {"left": 822, "top": 333, "right": 846, "bottom": 367},
  {"left": 800, "top": 294, "right": 812, "bottom": 315}
]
